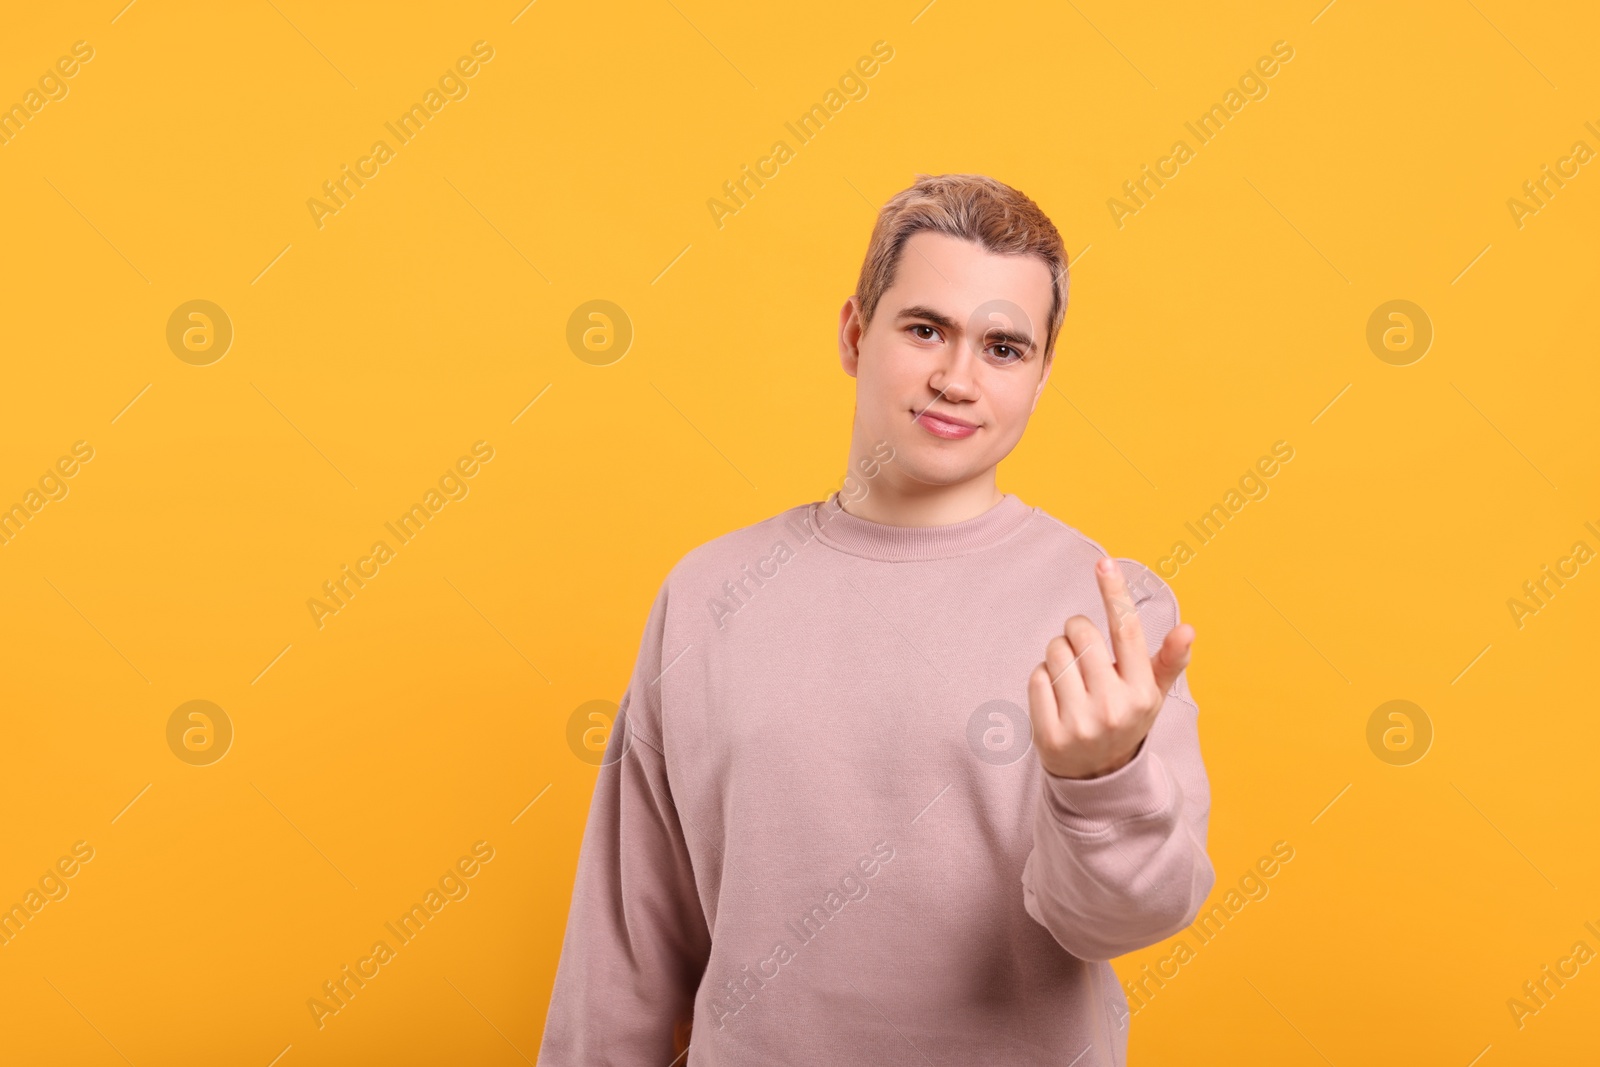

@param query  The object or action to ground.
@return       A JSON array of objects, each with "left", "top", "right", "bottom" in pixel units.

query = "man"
[{"left": 537, "top": 173, "right": 1213, "bottom": 1065}]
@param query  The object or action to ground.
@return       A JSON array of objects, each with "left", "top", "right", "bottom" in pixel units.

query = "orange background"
[{"left": 1, "top": 1, "right": 1596, "bottom": 1063}]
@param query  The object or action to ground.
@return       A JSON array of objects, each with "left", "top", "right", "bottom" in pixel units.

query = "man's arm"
[
  {"left": 1019, "top": 558, "right": 1215, "bottom": 962},
  {"left": 537, "top": 581, "right": 712, "bottom": 1065}
]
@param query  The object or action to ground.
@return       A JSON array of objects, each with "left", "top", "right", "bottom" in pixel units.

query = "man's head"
[{"left": 839, "top": 173, "right": 1068, "bottom": 494}]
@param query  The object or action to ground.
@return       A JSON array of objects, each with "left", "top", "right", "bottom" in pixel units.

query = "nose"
[{"left": 929, "top": 340, "right": 980, "bottom": 403}]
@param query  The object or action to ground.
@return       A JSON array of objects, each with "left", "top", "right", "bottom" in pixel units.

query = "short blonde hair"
[{"left": 854, "top": 173, "right": 1069, "bottom": 362}]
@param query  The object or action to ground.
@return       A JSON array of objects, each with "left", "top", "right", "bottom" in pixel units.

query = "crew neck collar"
[{"left": 805, "top": 490, "right": 1035, "bottom": 562}]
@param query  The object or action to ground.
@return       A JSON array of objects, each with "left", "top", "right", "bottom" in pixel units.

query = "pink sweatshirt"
[{"left": 537, "top": 490, "right": 1215, "bottom": 1066}]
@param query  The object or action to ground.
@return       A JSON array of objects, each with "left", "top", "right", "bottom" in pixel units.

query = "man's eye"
[
  {"left": 990, "top": 344, "right": 1022, "bottom": 362},
  {"left": 911, "top": 324, "right": 939, "bottom": 341}
]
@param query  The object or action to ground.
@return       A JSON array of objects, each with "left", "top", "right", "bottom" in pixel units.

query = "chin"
[{"left": 898, "top": 452, "right": 991, "bottom": 487}]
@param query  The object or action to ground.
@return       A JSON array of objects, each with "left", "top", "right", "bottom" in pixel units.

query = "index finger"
[{"left": 1094, "top": 556, "right": 1154, "bottom": 687}]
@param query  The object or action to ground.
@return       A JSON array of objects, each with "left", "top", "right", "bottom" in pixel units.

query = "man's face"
[{"left": 839, "top": 230, "right": 1056, "bottom": 489}]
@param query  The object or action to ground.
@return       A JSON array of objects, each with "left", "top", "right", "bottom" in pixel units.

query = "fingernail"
[{"left": 1097, "top": 557, "right": 1113, "bottom": 574}]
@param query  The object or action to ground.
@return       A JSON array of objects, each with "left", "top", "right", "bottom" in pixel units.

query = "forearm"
[
  {"left": 537, "top": 729, "right": 710, "bottom": 1064},
  {"left": 1020, "top": 699, "right": 1214, "bottom": 962}
]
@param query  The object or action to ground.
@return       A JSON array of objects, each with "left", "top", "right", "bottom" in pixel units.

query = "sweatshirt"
[{"left": 536, "top": 489, "right": 1215, "bottom": 1066}]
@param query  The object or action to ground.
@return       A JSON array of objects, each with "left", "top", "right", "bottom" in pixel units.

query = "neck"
[{"left": 837, "top": 444, "right": 1003, "bottom": 526}]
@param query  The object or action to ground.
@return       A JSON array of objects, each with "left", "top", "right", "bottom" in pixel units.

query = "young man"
[{"left": 537, "top": 173, "right": 1213, "bottom": 1066}]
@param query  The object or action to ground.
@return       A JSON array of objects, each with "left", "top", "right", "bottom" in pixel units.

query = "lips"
[
  {"left": 917, "top": 409, "right": 976, "bottom": 429},
  {"left": 912, "top": 408, "right": 979, "bottom": 439}
]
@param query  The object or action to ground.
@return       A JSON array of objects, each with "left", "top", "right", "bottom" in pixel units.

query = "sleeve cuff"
[{"left": 1039, "top": 737, "right": 1174, "bottom": 833}]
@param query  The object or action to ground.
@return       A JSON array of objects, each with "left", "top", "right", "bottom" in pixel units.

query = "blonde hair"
[{"left": 854, "top": 173, "right": 1069, "bottom": 362}]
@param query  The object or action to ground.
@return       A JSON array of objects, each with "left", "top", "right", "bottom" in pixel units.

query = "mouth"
[{"left": 911, "top": 407, "right": 979, "bottom": 440}]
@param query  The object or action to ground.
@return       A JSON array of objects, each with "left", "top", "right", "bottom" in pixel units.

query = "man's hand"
[{"left": 1026, "top": 556, "right": 1195, "bottom": 780}]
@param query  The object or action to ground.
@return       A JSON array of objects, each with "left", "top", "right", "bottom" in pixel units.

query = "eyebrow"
[{"left": 894, "top": 304, "right": 1036, "bottom": 355}]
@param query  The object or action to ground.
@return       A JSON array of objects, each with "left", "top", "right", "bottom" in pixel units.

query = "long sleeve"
[
  {"left": 1019, "top": 559, "right": 1216, "bottom": 963},
  {"left": 537, "top": 580, "right": 712, "bottom": 1065}
]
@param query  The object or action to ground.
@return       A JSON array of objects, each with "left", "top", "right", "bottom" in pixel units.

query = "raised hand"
[{"left": 1026, "top": 556, "right": 1194, "bottom": 780}]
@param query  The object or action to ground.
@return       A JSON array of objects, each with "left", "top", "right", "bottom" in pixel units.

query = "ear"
[
  {"left": 839, "top": 296, "right": 863, "bottom": 379},
  {"left": 1029, "top": 351, "right": 1053, "bottom": 414}
]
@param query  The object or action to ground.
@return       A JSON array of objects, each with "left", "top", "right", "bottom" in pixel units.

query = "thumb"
[{"left": 1151, "top": 624, "right": 1194, "bottom": 698}]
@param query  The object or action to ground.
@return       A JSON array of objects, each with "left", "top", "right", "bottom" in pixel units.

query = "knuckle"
[{"left": 1030, "top": 671, "right": 1055, "bottom": 701}]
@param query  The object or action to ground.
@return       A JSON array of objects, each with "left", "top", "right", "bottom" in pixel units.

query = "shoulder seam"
[
  {"left": 665, "top": 501, "right": 818, "bottom": 582},
  {"left": 1027, "top": 511, "right": 1181, "bottom": 621},
  {"left": 630, "top": 725, "right": 666, "bottom": 756},
  {"left": 1031, "top": 508, "right": 1112, "bottom": 559}
]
